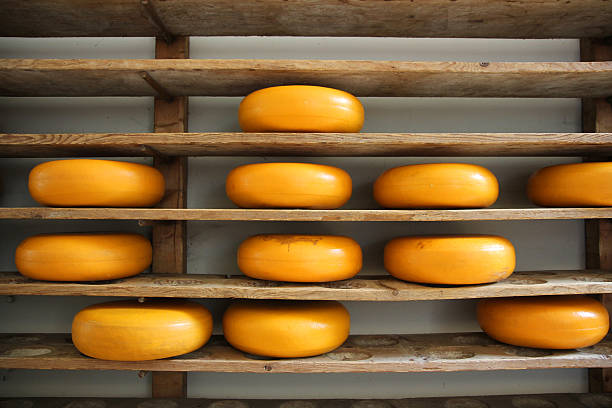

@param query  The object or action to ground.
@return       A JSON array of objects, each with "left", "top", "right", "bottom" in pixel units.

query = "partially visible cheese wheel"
[
  {"left": 527, "top": 162, "right": 612, "bottom": 207},
  {"left": 477, "top": 295, "right": 609, "bottom": 349},
  {"left": 384, "top": 235, "right": 515, "bottom": 285},
  {"left": 29, "top": 159, "right": 165, "bottom": 207},
  {"left": 238, "top": 234, "right": 362, "bottom": 282},
  {"left": 15, "top": 233, "right": 152, "bottom": 281},
  {"left": 239, "top": 85, "right": 364, "bottom": 132},
  {"left": 373, "top": 163, "right": 499, "bottom": 208},
  {"left": 226, "top": 163, "right": 352, "bottom": 209},
  {"left": 72, "top": 299, "right": 212, "bottom": 361},
  {"left": 223, "top": 300, "right": 350, "bottom": 358}
]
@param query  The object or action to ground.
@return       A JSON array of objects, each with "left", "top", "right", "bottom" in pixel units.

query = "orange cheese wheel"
[
  {"left": 223, "top": 300, "right": 350, "bottom": 358},
  {"left": 478, "top": 295, "right": 609, "bottom": 349},
  {"left": 527, "top": 162, "right": 612, "bottom": 207},
  {"left": 373, "top": 163, "right": 499, "bottom": 208},
  {"left": 15, "top": 233, "right": 152, "bottom": 281},
  {"left": 226, "top": 163, "right": 352, "bottom": 209},
  {"left": 238, "top": 85, "right": 364, "bottom": 132},
  {"left": 238, "top": 234, "right": 362, "bottom": 282},
  {"left": 384, "top": 235, "right": 515, "bottom": 285},
  {"left": 72, "top": 299, "right": 212, "bottom": 361},
  {"left": 29, "top": 159, "right": 165, "bottom": 207}
]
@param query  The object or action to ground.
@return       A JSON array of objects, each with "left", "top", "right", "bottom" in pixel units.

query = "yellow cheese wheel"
[
  {"left": 226, "top": 163, "right": 352, "bottom": 209},
  {"left": 527, "top": 162, "right": 612, "bottom": 207},
  {"left": 238, "top": 234, "right": 362, "bottom": 282},
  {"left": 223, "top": 300, "right": 350, "bottom": 358},
  {"left": 29, "top": 159, "right": 165, "bottom": 207},
  {"left": 72, "top": 299, "right": 212, "bottom": 361},
  {"left": 384, "top": 235, "right": 515, "bottom": 285},
  {"left": 15, "top": 233, "right": 152, "bottom": 281},
  {"left": 477, "top": 295, "right": 609, "bottom": 349},
  {"left": 239, "top": 85, "right": 364, "bottom": 132},
  {"left": 373, "top": 163, "right": 499, "bottom": 208}
]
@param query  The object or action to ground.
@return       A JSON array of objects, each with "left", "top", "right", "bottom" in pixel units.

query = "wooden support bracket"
[
  {"left": 140, "top": 0, "right": 174, "bottom": 44},
  {"left": 582, "top": 38, "right": 612, "bottom": 394},
  {"left": 151, "top": 35, "right": 189, "bottom": 399}
]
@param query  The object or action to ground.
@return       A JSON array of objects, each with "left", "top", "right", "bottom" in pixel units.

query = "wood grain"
[
  {"left": 3, "top": 132, "right": 612, "bottom": 158},
  {"left": 1, "top": 271, "right": 611, "bottom": 301},
  {"left": 1, "top": 332, "right": 611, "bottom": 373},
  {"left": 1, "top": 0, "right": 611, "bottom": 38},
  {"left": 3, "top": 394, "right": 611, "bottom": 408},
  {"left": 1, "top": 59, "right": 612, "bottom": 97},
  {"left": 1, "top": 208, "right": 612, "bottom": 222},
  {"left": 151, "top": 36, "right": 189, "bottom": 399}
]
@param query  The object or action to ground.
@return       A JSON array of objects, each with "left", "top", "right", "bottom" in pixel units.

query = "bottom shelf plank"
[
  {"left": 1, "top": 333, "right": 611, "bottom": 373},
  {"left": 1, "top": 394, "right": 611, "bottom": 408}
]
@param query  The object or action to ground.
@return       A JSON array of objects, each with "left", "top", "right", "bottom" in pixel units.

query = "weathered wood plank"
[
  {"left": 151, "top": 36, "right": 189, "bottom": 400},
  {"left": 2, "top": 394, "right": 611, "bottom": 408},
  {"left": 1, "top": 59, "right": 612, "bottom": 97},
  {"left": 2, "top": 132, "right": 612, "bottom": 158},
  {"left": 1, "top": 332, "right": 611, "bottom": 373},
  {"left": 1, "top": 0, "right": 611, "bottom": 38},
  {"left": 1, "top": 271, "right": 611, "bottom": 301},
  {"left": 1, "top": 208, "right": 612, "bottom": 222}
]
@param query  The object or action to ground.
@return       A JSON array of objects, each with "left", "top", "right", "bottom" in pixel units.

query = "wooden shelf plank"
[
  {"left": 1, "top": 271, "right": 611, "bottom": 301},
  {"left": 1, "top": 0, "right": 611, "bottom": 38},
  {"left": 3, "top": 132, "right": 612, "bottom": 158},
  {"left": 1, "top": 332, "right": 611, "bottom": 373},
  {"left": 1, "top": 208, "right": 612, "bottom": 222},
  {"left": 1, "top": 59, "right": 612, "bottom": 98},
  {"left": 2, "top": 394, "right": 611, "bottom": 408}
]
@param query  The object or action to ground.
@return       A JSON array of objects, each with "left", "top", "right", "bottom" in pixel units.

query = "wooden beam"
[
  {"left": 582, "top": 37, "right": 612, "bottom": 394},
  {"left": 1, "top": 0, "right": 612, "bottom": 39},
  {"left": 2, "top": 132, "right": 612, "bottom": 158},
  {"left": 151, "top": 36, "right": 189, "bottom": 400},
  {"left": 3, "top": 394, "right": 612, "bottom": 408},
  {"left": 2, "top": 59, "right": 612, "bottom": 97},
  {"left": 1, "top": 270, "right": 612, "bottom": 301}
]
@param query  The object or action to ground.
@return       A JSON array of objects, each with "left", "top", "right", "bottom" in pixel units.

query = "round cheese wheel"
[
  {"left": 238, "top": 85, "right": 364, "bottom": 132},
  {"left": 72, "top": 299, "right": 212, "bottom": 361},
  {"left": 373, "top": 163, "right": 499, "bottom": 208},
  {"left": 384, "top": 235, "right": 515, "bottom": 285},
  {"left": 226, "top": 163, "right": 352, "bottom": 209},
  {"left": 15, "top": 233, "right": 152, "bottom": 281},
  {"left": 223, "top": 300, "right": 350, "bottom": 358},
  {"left": 29, "top": 159, "right": 165, "bottom": 207},
  {"left": 238, "top": 234, "right": 362, "bottom": 282},
  {"left": 527, "top": 162, "right": 612, "bottom": 207},
  {"left": 478, "top": 295, "right": 609, "bottom": 349}
]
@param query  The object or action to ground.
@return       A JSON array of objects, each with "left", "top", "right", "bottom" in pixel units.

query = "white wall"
[{"left": 0, "top": 36, "right": 587, "bottom": 398}]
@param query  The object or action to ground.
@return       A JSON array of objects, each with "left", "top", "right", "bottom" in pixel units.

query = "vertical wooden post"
[
  {"left": 152, "top": 36, "right": 189, "bottom": 399},
  {"left": 581, "top": 38, "right": 612, "bottom": 394}
]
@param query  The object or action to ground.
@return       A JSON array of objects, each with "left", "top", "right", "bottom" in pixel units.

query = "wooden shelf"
[
  {"left": 2, "top": 271, "right": 611, "bottom": 301},
  {"left": 2, "top": 394, "right": 611, "bottom": 408},
  {"left": 3, "top": 132, "right": 612, "bottom": 158},
  {"left": 2, "top": 207, "right": 612, "bottom": 222},
  {"left": 1, "top": 332, "right": 611, "bottom": 373},
  {"left": 2, "top": 59, "right": 612, "bottom": 97},
  {"left": 1, "top": 0, "right": 611, "bottom": 38}
]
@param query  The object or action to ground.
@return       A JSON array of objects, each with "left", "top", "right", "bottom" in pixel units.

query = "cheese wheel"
[
  {"left": 238, "top": 234, "right": 362, "bottom": 282},
  {"left": 477, "top": 295, "right": 609, "bottom": 349},
  {"left": 226, "top": 163, "right": 352, "bottom": 209},
  {"left": 373, "top": 163, "right": 499, "bottom": 208},
  {"left": 72, "top": 299, "right": 212, "bottom": 361},
  {"left": 15, "top": 233, "right": 152, "bottom": 281},
  {"left": 29, "top": 159, "right": 165, "bottom": 207},
  {"left": 527, "top": 162, "right": 612, "bottom": 207},
  {"left": 223, "top": 300, "right": 350, "bottom": 358},
  {"left": 239, "top": 85, "right": 364, "bottom": 132},
  {"left": 384, "top": 235, "right": 515, "bottom": 285}
]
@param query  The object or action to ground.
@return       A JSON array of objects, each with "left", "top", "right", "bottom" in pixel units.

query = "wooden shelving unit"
[{"left": 1, "top": 0, "right": 612, "bottom": 404}]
